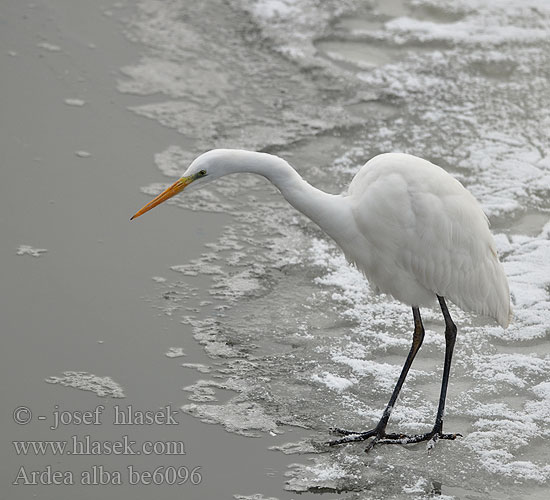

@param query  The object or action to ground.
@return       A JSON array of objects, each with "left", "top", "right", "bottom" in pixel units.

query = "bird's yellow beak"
[{"left": 130, "top": 176, "right": 193, "bottom": 220}]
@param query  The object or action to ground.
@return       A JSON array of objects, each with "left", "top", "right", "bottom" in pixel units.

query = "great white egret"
[{"left": 131, "top": 149, "right": 511, "bottom": 451}]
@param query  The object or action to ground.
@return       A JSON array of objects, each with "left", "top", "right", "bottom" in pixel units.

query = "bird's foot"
[
  {"left": 373, "top": 428, "right": 462, "bottom": 452},
  {"left": 326, "top": 427, "right": 385, "bottom": 447},
  {"left": 327, "top": 426, "right": 462, "bottom": 452}
]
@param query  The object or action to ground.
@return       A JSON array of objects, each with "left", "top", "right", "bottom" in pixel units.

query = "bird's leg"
[
  {"left": 328, "top": 307, "right": 425, "bottom": 448},
  {"left": 426, "top": 295, "right": 460, "bottom": 446},
  {"left": 373, "top": 296, "right": 461, "bottom": 449}
]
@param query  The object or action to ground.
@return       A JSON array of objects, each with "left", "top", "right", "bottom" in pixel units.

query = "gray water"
[{"left": 2, "top": 0, "right": 550, "bottom": 499}]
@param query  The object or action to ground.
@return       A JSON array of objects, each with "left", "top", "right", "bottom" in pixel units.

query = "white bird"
[{"left": 131, "top": 149, "right": 511, "bottom": 451}]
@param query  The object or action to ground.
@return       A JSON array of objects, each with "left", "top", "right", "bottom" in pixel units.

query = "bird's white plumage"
[{"left": 341, "top": 153, "right": 511, "bottom": 327}]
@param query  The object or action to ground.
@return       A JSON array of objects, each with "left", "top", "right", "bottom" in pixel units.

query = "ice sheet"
[{"left": 122, "top": 0, "right": 550, "bottom": 497}]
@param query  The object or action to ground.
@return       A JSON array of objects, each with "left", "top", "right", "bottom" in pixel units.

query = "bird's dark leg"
[
  {"left": 328, "top": 307, "right": 425, "bottom": 448},
  {"left": 430, "top": 296, "right": 459, "bottom": 439},
  {"left": 367, "top": 296, "right": 461, "bottom": 449},
  {"left": 328, "top": 299, "right": 462, "bottom": 451}
]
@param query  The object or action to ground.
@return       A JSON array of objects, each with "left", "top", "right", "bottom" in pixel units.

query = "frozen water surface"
[
  {"left": 45, "top": 371, "right": 126, "bottom": 398},
  {"left": 164, "top": 346, "right": 186, "bottom": 358},
  {"left": 36, "top": 41, "right": 61, "bottom": 52},
  {"left": 234, "top": 494, "right": 280, "bottom": 500},
  {"left": 16, "top": 244, "right": 48, "bottom": 257},
  {"left": 64, "top": 98, "right": 86, "bottom": 106},
  {"left": 120, "top": 0, "right": 550, "bottom": 498}
]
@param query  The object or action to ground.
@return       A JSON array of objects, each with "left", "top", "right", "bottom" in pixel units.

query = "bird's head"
[{"left": 130, "top": 150, "right": 224, "bottom": 220}]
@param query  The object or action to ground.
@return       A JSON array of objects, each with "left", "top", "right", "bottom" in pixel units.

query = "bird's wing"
[
  {"left": 350, "top": 156, "right": 510, "bottom": 327},
  {"left": 402, "top": 186, "right": 510, "bottom": 327}
]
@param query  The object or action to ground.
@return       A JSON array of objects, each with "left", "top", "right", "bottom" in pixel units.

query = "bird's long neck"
[{"left": 215, "top": 150, "right": 352, "bottom": 242}]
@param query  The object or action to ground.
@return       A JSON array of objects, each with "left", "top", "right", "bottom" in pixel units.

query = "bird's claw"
[
  {"left": 426, "top": 434, "right": 439, "bottom": 451},
  {"left": 365, "top": 436, "right": 381, "bottom": 453}
]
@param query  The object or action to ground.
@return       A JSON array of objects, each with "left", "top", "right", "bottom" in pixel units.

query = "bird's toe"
[{"left": 326, "top": 428, "right": 378, "bottom": 446}]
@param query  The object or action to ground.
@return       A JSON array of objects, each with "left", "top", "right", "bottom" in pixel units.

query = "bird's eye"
[{"left": 199, "top": 169, "right": 207, "bottom": 176}]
